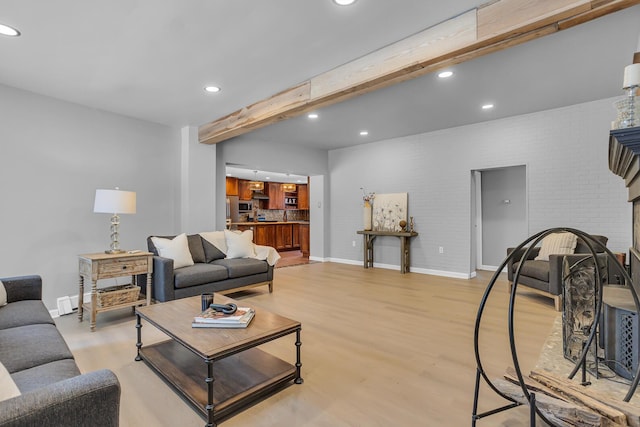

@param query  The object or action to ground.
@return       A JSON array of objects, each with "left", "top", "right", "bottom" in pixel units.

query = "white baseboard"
[
  {"left": 328, "top": 258, "right": 475, "bottom": 279},
  {"left": 309, "top": 256, "right": 329, "bottom": 262},
  {"left": 478, "top": 264, "right": 508, "bottom": 274},
  {"left": 327, "top": 258, "right": 364, "bottom": 266}
]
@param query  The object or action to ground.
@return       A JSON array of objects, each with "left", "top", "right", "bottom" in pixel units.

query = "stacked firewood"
[{"left": 493, "top": 368, "right": 640, "bottom": 427}]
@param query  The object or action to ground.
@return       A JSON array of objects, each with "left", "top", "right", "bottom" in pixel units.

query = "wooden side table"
[
  {"left": 78, "top": 252, "right": 153, "bottom": 331},
  {"left": 356, "top": 230, "right": 419, "bottom": 274}
]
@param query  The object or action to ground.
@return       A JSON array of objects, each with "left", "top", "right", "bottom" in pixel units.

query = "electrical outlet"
[
  {"left": 352, "top": 240, "right": 356, "bottom": 247},
  {"left": 439, "top": 246, "right": 444, "bottom": 254}
]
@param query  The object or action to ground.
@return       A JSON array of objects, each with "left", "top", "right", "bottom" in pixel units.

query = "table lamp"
[{"left": 93, "top": 188, "right": 136, "bottom": 254}]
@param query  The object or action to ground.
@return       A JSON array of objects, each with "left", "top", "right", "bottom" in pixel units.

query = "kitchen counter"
[
  {"left": 230, "top": 222, "right": 309, "bottom": 255},
  {"left": 231, "top": 221, "right": 310, "bottom": 225}
]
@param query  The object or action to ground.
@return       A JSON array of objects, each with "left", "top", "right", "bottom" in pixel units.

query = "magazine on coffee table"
[{"left": 192, "top": 307, "right": 255, "bottom": 328}]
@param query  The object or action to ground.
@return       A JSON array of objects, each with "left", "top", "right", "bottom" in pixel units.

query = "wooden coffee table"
[{"left": 134, "top": 295, "right": 302, "bottom": 427}]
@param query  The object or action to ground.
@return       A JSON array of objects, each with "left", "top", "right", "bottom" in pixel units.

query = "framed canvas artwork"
[{"left": 372, "top": 193, "right": 407, "bottom": 232}]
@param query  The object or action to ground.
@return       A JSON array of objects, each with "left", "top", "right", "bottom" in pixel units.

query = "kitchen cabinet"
[
  {"left": 265, "top": 183, "right": 284, "bottom": 209},
  {"left": 238, "top": 179, "right": 253, "bottom": 201},
  {"left": 233, "top": 223, "right": 307, "bottom": 252},
  {"left": 235, "top": 224, "right": 275, "bottom": 247},
  {"left": 292, "top": 223, "right": 300, "bottom": 248},
  {"left": 299, "top": 224, "right": 310, "bottom": 257},
  {"left": 276, "top": 224, "right": 293, "bottom": 250},
  {"left": 226, "top": 177, "right": 238, "bottom": 196},
  {"left": 254, "top": 225, "right": 275, "bottom": 247},
  {"left": 297, "top": 184, "right": 309, "bottom": 209}
]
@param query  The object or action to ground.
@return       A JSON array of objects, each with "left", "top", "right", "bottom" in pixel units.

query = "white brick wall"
[{"left": 329, "top": 97, "right": 632, "bottom": 276}]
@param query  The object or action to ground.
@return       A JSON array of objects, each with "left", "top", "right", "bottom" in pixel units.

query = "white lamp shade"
[
  {"left": 623, "top": 63, "right": 640, "bottom": 88},
  {"left": 94, "top": 189, "right": 136, "bottom": 214}
]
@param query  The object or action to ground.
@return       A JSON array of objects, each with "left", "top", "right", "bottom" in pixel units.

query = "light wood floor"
[{"left": 55, "top": 263, "right": 558, "bottom": 427}]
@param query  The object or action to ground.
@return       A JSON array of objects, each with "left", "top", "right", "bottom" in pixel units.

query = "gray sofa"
[
  {"left": 0, "top": 275, "right": 120, "bottom": 427},
  {"left": 146, "top": 234, "right": 274, "bottom": 302},
  {"left": 507, "top": 235, "right": 608, "bottom": 311}
]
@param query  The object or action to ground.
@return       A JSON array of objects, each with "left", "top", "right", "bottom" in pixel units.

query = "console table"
[{"left": 356, "top": 230, "right": 418, "bottom": 274}]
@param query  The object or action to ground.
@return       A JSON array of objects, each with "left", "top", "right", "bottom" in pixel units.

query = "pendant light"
[{"left": 248, "top": 170, "right": 264, "bottom": 191}]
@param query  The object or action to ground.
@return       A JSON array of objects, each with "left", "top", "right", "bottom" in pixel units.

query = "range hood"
[{"left": 252, "top": 190, "right": 269, "bottom": 200}]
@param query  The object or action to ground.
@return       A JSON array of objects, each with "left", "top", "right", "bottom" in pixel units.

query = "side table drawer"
[{"left": 98, "top": 257, "right": 149, "bottom": 277}]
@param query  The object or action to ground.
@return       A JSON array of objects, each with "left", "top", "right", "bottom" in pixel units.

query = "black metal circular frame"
[{"left": 471, "top": 227, "right": 640, "bottom": 426}]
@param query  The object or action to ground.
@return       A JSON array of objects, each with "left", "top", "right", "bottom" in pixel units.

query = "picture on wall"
[{"left": 372, "top": 193, "right": 407, "bottom": 232}]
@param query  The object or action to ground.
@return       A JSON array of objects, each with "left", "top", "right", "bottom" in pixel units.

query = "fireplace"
[{"left": 608, "top": 127, "right": 640, "bottom": 383}]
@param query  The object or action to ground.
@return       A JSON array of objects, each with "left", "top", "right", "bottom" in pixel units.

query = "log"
[
  {"left": 493, "top": 377, "right": 603, "bottom": 426},
  {"left": 531, "top": 369, "right": 640, "bottom": 427},
  {"left": 504, "top": 366, "right": 566, "bottom": 400},
  {"left": 529, "top": 370, "right": 627, "bottom": 426}
]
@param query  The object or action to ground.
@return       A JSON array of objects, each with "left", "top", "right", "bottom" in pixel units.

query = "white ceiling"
[
  {"left": 225, "top": 165, "right": 306, "bottom": 184},
  {"left": 1, "top": 1, "right": 639, "bottom": 153}
]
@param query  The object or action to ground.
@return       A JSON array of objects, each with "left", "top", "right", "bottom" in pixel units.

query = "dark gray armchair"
[{"left": 507, "top": 235, "right": 608, "bottom": 311}]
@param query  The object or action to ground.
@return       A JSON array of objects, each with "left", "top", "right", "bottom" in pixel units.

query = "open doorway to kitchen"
[{"left": 225, "top": 165, "right": 310, "bottom": 267}]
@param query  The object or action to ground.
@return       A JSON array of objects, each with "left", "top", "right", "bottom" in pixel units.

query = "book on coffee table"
[{"left": 192, "top": 307, "right": 255, "bottom": 328}]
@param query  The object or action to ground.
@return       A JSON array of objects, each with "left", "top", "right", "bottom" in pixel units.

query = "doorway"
[
  {"left": 472, "top": 165, "right": 527, "bottom": 272},
  {"left": 224, "top": 165, "right": 312, "bottom": 266}
]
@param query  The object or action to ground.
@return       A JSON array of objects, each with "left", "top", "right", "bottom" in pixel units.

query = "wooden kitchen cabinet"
[
  {"left": 292, "top": 223, "right": 300, "bottom": 248},
  {"left": 299, "top": 224, "right": 310, "bottom": 257},
  {"left": 297, "top": 184, "right": 309, "bottom": 209},
  {"left": 254, "top": 225, "right": 275, "bottom": 246},
  {"left": 238, "top": 179, "right": 253, "bottom": 201},
  {"left": 234, "top": 223, "right": 306, "bottom": 252},
  {"left": 226, "top": 177, "right": 238, "bottom": 196},
  {"left": 276, "top": 224, "right": 293, "bottom": 250},
  {"left": 265, "top": 183, "right": 284, "bottom": 209}
]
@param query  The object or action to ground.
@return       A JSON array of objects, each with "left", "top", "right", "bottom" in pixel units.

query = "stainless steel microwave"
[{"left": 238, "top": 201, "right": 253, "bottom": 212}]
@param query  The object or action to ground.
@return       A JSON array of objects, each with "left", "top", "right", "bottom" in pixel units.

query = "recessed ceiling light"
[
  {"left": 308, "top": 113, "right": 319, "bottom": 119},
  {"left": 333, "top": 0, "right": 356, "bottom": 5},
  {"left": 0, "top": 23, "right": 20, "bottom": 37},
  {"left": 265, "top": 176, "right": 271, "bottom": 180},
  {"left": 482, "top": 104, "right": 494, "bottom": 110},
  {"left": 360, "top": 131, "right": 369, "bottom": 136},
  {"left": 204, "top": 86, "right": 221, "bottom": 93},
  {"left": 438, "top": 71, "right": 453, "bottom": 78}
]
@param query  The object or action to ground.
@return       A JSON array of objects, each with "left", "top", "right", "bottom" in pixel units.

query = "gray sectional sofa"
[
  {"left": 146, "top": 233, "right": 275, "bottom": 302},
  {"left": 0, "top": 275, "right": 120, "bottom": 427}
]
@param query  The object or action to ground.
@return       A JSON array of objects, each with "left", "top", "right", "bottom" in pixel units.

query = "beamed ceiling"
[{"left": 0, "top": 1, "right": 639, "bottom": 151}]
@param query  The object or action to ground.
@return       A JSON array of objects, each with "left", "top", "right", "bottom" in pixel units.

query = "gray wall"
[
  {"left": 180, "top": 126, "right": 217, "bottom": 233},
  {"left": 0, "top": 83, "right": 178, "bottom": 309},
  {"left": 327, "top": 97, "right": 631, "bottom": 277},
  {"left": 480, "top": 166, "right": 527, "bottom": 267},
  {"left": 2, "top": 80, "right": 632, "bottom": 306}
]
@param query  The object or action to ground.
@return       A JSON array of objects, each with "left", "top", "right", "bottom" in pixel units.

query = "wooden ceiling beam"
[{"left": 198, "top": 0, "right": 640, "bottom": 145}]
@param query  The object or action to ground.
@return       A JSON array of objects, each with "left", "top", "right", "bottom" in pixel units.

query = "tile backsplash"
[{"left": 238, "top": 209, "right": 309, "bottom": 223}]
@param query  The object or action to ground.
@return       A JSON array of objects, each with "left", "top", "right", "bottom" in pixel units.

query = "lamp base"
[{"left": 105, "top": 249, "right": 126, "bottom": 254}]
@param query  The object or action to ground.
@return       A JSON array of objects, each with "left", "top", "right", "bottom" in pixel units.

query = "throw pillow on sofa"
[
  {"left": 151, "top": 233, "right": 195, "bottom": 269},
  {"left": 200, "top": 231, "right": 228, "bottom": 256},
  {"left": 0, "top": 361, "right": 20, "bottom": 401},
  {"left": 224, "top": 229, "right": 256, "bottom": 259},
  {"left": 535, "top": 232, "right": 578, "bottom": 261}
]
